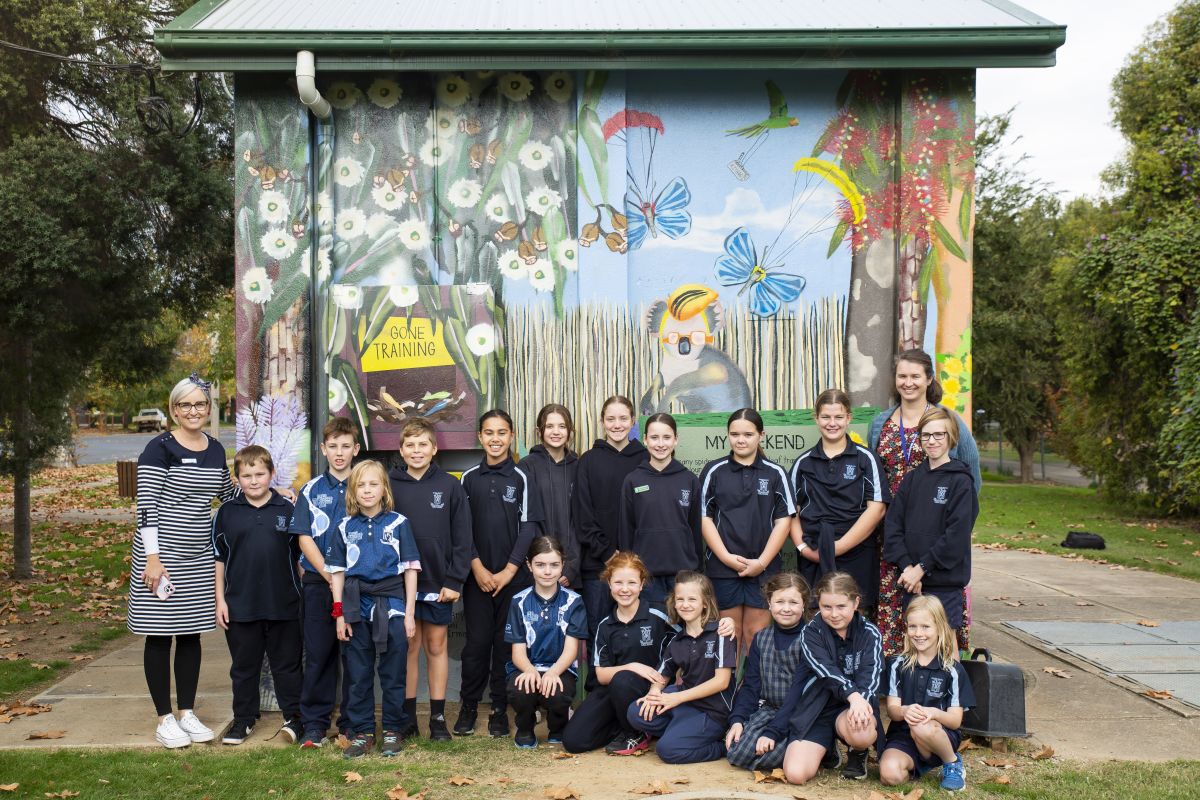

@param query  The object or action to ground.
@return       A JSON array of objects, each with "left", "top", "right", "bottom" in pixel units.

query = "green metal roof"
[{"left": 157, "top": 0, "right": 1065, "bottom": 72}]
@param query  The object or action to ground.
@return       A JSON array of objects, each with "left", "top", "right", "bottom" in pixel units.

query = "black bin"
[{"left": 960, "top": 648, "right": 1028, "bottom": 738}]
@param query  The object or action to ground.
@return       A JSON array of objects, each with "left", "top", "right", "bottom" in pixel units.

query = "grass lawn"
[
  {"left": 976, "top": 482, "right": 1200, "bottom": 582},
  {"left": 0, "top": 744, "right": 1196, "bottom": 800}
]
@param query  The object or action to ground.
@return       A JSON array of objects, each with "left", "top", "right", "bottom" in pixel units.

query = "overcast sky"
[{"left": 977, "top": 0, "right": 1181, "bottom": 199}]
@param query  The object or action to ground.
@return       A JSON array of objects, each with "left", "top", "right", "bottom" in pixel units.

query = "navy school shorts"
[
  {"left": 795, "top": 699, "right": 851, "bottom": 752},
  {"left": 884, "top": 725, "right": 961, "bottom": 776},
  {"left": 904, "top": 587, "right": 965, "bottom": 631},
  {"left": 711, "top": 574, "right": 771, "bottom": 610},
  {"left": 413, "top": 595, "right": 453, "bottom": 626}
]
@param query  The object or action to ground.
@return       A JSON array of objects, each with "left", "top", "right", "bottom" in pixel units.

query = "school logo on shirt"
[
  {"left": 757, "top": 478, "right": 770, "bottom": 496},
  {"left": 380, "top": 528, "right": 395, "bottom": 544},
  {"left": 928, "top": 675, "right": 946, "bottom": 696},
  {"left": 934, "top": 486, "right": 949, "bottom": 505},
  {"left": 705, "top": 640, "right": 716, "bottom": 658},
  {"left": 678, "top": 489, "right": 691, "bottom": 507},
  {"left": 503, "top": 485, "right": 517, "bottom": 503},
  {"left": 276, "top": 515, "right": 289, "bottom": 530},
  {"left": 430, "top": 491, "right": 445, "bottom": 509},
  {"left": 345, "top": 530, "right": 364, "bottom": 544},
  {"left": 842, "top": 652, "right": 860, "bottom": 676},
  {"left": 843, "top": 464, "right": 857, "bottom": 480},
  {"left": 640, "top": 625, "right": 653, "bottom": 646},
  {"left": 314, "top": 493, "right": 334, "bottom": 509}
]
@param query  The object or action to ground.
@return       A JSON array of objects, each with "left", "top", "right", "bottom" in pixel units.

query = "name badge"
[
  {"left": 181, "top": 458, "right": 197, "bottom": 464},
  {"left": 634, "top": 485, "right": 650, "bottom": 494}
]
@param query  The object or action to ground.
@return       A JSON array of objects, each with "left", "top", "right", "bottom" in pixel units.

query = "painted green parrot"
[{"left": 725, "top": 80, "right": 799, "bottom": 138}]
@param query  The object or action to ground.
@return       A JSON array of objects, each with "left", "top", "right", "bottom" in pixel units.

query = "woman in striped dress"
[{"left": 129, "top": 375, "right": 235, "bottom": 748}]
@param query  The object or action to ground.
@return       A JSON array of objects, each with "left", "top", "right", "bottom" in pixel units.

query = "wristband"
[
  {"left": 796, "top": 542, "right": 808, "bottom": 553},
  {"left": 331, "top": 601, "right": 343, "bottom": 618}
]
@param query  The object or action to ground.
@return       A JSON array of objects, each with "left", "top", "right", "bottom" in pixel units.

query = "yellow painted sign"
[{"left": 360, "top": 317, "right": 455, "bottom": 372}]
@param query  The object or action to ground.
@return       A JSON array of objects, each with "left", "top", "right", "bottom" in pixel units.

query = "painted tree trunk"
[
  {"left": 897, "top": 239, "right": 927, "bottom": 353},
  {"left": 844, "top": 234, "right": 896, "bottom": 406},
  {"left": 933, "top": 185, "right": 975, "bottom": 423}
]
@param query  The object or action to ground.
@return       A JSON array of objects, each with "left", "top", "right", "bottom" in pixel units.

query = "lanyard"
[{"left": 897, "top": 405, "right": 930, "bottom": 465}]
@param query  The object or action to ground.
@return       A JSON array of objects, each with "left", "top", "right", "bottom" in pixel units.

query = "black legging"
[{"left": 144, "top": 634, "right": 202, "bottom": 716}]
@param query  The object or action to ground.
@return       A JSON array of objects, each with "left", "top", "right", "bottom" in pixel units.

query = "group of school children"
[{"left": 210, "top": 388, "right": 979, "bottom": 791}]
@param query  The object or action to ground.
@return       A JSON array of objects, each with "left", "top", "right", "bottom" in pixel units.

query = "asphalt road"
[{"left": 74, "top": 427, "right": 238, "bottom": 465}]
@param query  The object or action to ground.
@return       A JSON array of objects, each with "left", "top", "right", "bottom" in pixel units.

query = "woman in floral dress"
[{"left": 868, "top": 350, "right": 981, "bottom": 655}]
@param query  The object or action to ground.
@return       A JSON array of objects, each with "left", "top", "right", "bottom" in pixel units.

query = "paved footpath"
[{"left": 0, "top": 549, "right": 1197, "bottom": 762}]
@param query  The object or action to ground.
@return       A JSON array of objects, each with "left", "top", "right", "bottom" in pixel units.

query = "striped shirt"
[{"left": 128, "top": 433, "right": 236, "bottom": 636}]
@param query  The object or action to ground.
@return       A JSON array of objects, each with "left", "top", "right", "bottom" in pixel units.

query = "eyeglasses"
[
  {"left": 919, "top": 431, "right": 948, "bottom": 442},
  {"left": 660, "top": 331, "right": 713, "bottom": 346},
  {"left": 175, "top": 401, "right": 210, "bottom": 414}
]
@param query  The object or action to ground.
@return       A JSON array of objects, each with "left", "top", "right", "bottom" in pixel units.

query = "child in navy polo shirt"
[
  {"left": 627, "top": 571, "right": 736, "bottom": 764},
  {"left": 388, "top": 418, "right": 472, "bottom": 742},
  {"left": 619, "top": 413, "right": 703, "bottom": 604},
  {"left": 504, "top": 536, "right": 588, "bottom": 748},
  {"left": 212, "top": 445, "right": 302, "bottom": 746},
  {"left": 288, "top": 417, "right": 359, "bottom": 747},
  {"left": 880, "top": 594, "right": 974, "bottom": 791},
  {"left": 783, "top": 572, "right": 884, "bottom": 784},
  {"left": 699, "top": 408, "right": 796, "bottom": 662},
  {"left": 791, "top": 389, "right": 890, "bottom": 613},
  {"left": 327, "top": 460, "right": 421, "bottom": 759},
  {"left": 455, "top": 409, "right": 544, "bottom": 738}
]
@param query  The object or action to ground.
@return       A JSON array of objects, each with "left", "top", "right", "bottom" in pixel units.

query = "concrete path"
[
  {"left": 1, "top": 548, "right": 1197, "bottom": 761},
  {"left": 979, "top": 456, "right": 1092, "bottom": 488}
]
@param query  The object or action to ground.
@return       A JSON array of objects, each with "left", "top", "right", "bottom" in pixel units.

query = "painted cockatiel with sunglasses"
[{"left": 639, "top": 284, "right": 753, "bottom": 415}]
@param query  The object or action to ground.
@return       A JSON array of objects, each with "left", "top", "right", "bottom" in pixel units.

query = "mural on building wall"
[{"left": 232, "top": 68, "right": 975, "bottom": 468}]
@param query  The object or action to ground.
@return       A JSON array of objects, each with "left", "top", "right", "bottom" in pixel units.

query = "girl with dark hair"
[
  {"left": 574, "top": 395, "right": 649, "bottom": 674},
  {"left": 790, "top": 390, "right": 889, "bottom": 613},
  {"left": 455, "top": 409, "right": 544, "bottom": 738},
  {"left": 699, "top": 408, "right": 796, "bottom": 663},
  {"left": 521, "top": 404, "right": 580, "bottom": 588},
  {"left": 618, "top": 412, "right": 703, "bottom": 603},
  {"left": 866, "top": 349, "right": 981, "bottom": 655},
  {"left": 504, "top": 536, "right": 588, "bottom": 749}
]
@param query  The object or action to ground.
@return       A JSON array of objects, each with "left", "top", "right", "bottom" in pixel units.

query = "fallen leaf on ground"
[
  {"left": 1137, "top": 619, "right": 1160, "bottom": 627},
  {"left": 1031, "top": 745, "right": 1055, "bottom": 760},
  {"left": 495, "top": 777, "right": 513, "bottom": 785},
  {"left": 448, "top": 775, "right": 475, "bottom": 786},
  {"left": 1043, "top": 667, "right": 1072, "bottom": 679},
  {"left": 901, "top": 789, "right": 925, "bottom": 800},
  {"left": 1075, "top": 601, "right": 1095, "bottom": 607},
  {"left": 753, "top": 768, "right": 786, "bottom": 783},
  {"left": 551, "top": 751, "right": 575, "bottom": 760},
  {"left": 343, "top": 771, "right": 363, "bottom": 784},
  {"left": 672, "top": 778, "right": 690, "bottom": 785},
  {"left": 958, "top": 738, "right": 979, "bottom": 752},
  {"left": 30, "top": 663, "right": 51, "bottom": 670},
  {"left": 27, "top": 730, "right": 65, "bottom": 740},
  {"left": 1004, "top": 600, "right": 1023, "bottom": 607},
  {"left": 1143, "top": 689, "right": 1174, "bottom": 700},
  {"left": 335, "top": 734, "right": 351, "bottom": 750},
  {"left": 543, "top": 787, "right": 581, "bottom": 800},
  {"left": 630, "top": 782, "right": 670, "bottom": 795},
  {"left": 386, "top": 786, "right": 426, "bottom": 800},
  {"left": 68, "top": 655, "right": 92, "bottom": 662},
  {"left": 44, "top": 792, "right": 78, "bottom": 799},
  {"left": 990, "top": 775, "right": 1012, "bottom": 785},
  {"left": 0, "top": 785, "right": 17, "bottom": 793},
  {"left": 984, "top": 758, "right": 1018, "bottom": 768}
]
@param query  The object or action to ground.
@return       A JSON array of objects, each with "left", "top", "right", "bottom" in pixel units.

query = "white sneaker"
[
  {"left": 155, "top": 715, "right": 192, "bottom": 749},
  {"left": 177, "top": 710, "right": 215, "bottom": 743}
]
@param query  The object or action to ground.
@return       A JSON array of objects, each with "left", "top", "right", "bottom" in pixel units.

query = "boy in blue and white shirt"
[
  {"left": 327, "top": 461, "right": 421, "bottom": 759},
  {"left": 503, "top": 536, "right": 588, "bottom": 749},
  {"left": 288, "top": 417, "right": 359, "bottom": 747}
]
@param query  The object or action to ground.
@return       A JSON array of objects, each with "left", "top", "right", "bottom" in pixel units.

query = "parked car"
[{"left": 132, "top": 408, "right": 168, "bottom": 432}]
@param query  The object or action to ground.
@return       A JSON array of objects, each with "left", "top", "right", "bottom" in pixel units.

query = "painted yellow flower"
[
  {"left": 941, "top": 392, "right": 959, "bottom": 412},
  {"left": 849, "top": 431, "right": 866, "bottom": 446},
  {"left": 942, "top": 378, "right": 961, "bottom": 396},
  {"left": 965, "top": 354, "right": 973, "bottom": 373},
  {"left": 941, "top": 356, "right": 963, "bottom": 376}
]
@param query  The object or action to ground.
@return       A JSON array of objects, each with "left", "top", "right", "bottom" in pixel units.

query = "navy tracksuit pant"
[
  {"left": 626, "top": 686, "right": 727, "bottom": 764},
  {"left": 342, "top": 617, "right": 412, "bottom": 734},
  {"left": 300, "top": 579, "right": 349, "bottom": 734},
  {"left": 562, "top": 670, "right": 651, "bottom": 753}
]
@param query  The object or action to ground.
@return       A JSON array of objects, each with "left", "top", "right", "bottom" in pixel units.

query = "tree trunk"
[
  {"left": 1016, "top": 442, "right": 1035, "bottom": 483},
  {"left": 12, "top": 340, "right": 33, "bottom": 579},
  {"left": 844, "top": 234, "right": 897, "bottom": 408},
  {"left": 897, "top": 239, "right": 927, "bottom": 352}
]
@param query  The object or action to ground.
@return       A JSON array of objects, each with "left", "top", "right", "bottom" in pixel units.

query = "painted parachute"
[{"left": 604, "top": 108, "right": 692, "bottom": 249}]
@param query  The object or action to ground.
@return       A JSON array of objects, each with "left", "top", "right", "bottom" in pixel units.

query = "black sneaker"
[
  {"left": 300, "top": 729, "right": 325, "bottom": 749},
  {"left": 396, "top": 721, "right": 419, "bottom": 741},
  {"left": 514, "top": 729, "right": 537, "bottom": 749},
  {"left": 343, "top": 732, "right": 375, "bottom": 759},
  {"left": 488, "top": 707, "right": 510, "bottom": 738},
  {"left": 380, "top": 729, "right": 402, "bottom": 757},
  {"left": 821, "top": 743, "right": 844, "bottom": 770},
  {"left": 842, "top": 748, "right": 869, "bottom": 780},
  {"left": 221, "top": 719, "right": 255, "bottom": 745},
  {"left": 428, "top": 714, "right": 452, "bottom": 741},
  {"left": 453, "top": 704, "right": 477, "bottom": 736},
  {"left": 610, "top": 732, "right": 651, "bottom": 756},
  {"left": 279, "top": 717, "right": 303, "bottom": 744}
]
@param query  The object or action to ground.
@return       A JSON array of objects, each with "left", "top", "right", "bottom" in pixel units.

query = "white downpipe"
[{"left": 295, "top": 50, "right": 331, "bottom": 119}]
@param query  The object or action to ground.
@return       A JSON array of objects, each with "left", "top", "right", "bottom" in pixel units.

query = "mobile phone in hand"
[{"left": 155, "top": 576, "right": 175, "bottom": 600}]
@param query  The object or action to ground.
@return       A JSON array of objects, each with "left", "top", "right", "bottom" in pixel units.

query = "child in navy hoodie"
[
  {"left": 574, "top": 395, "right": 648, "bottom": 668},
  {"left": 618, "top": 412, "right": 703, "bottom": 603},
  {"left": 520, "top": 404, "right": 580, "bottom": 589},
  {"left": 388, "top": 418, "right": 472, "bottom": 741},
  {"left": 882, "top": 407, "right": 979, "bottom": 635}
]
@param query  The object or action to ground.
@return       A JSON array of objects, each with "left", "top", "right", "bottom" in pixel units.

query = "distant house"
[{"left": 158, "top": 0, "right": 1064, "bottom": 481}]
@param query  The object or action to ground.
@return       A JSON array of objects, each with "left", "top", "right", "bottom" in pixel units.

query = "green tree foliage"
[
  {"left": 0, "top": 1, "right": 232, "bottom": 577},
  {"left": 972, "top": 112, "right": 1060, "bottom": 482},
  {"left": 1052, "top": 0, "right": 1200, "bottom": 512}
]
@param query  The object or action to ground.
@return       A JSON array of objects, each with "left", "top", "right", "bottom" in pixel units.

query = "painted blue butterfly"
[
  {"left": 714, "top": 227, "right": 806, "bottom": 317},
  {"left": 625, "top": 176, "right": 692, "bottom": 250}
]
